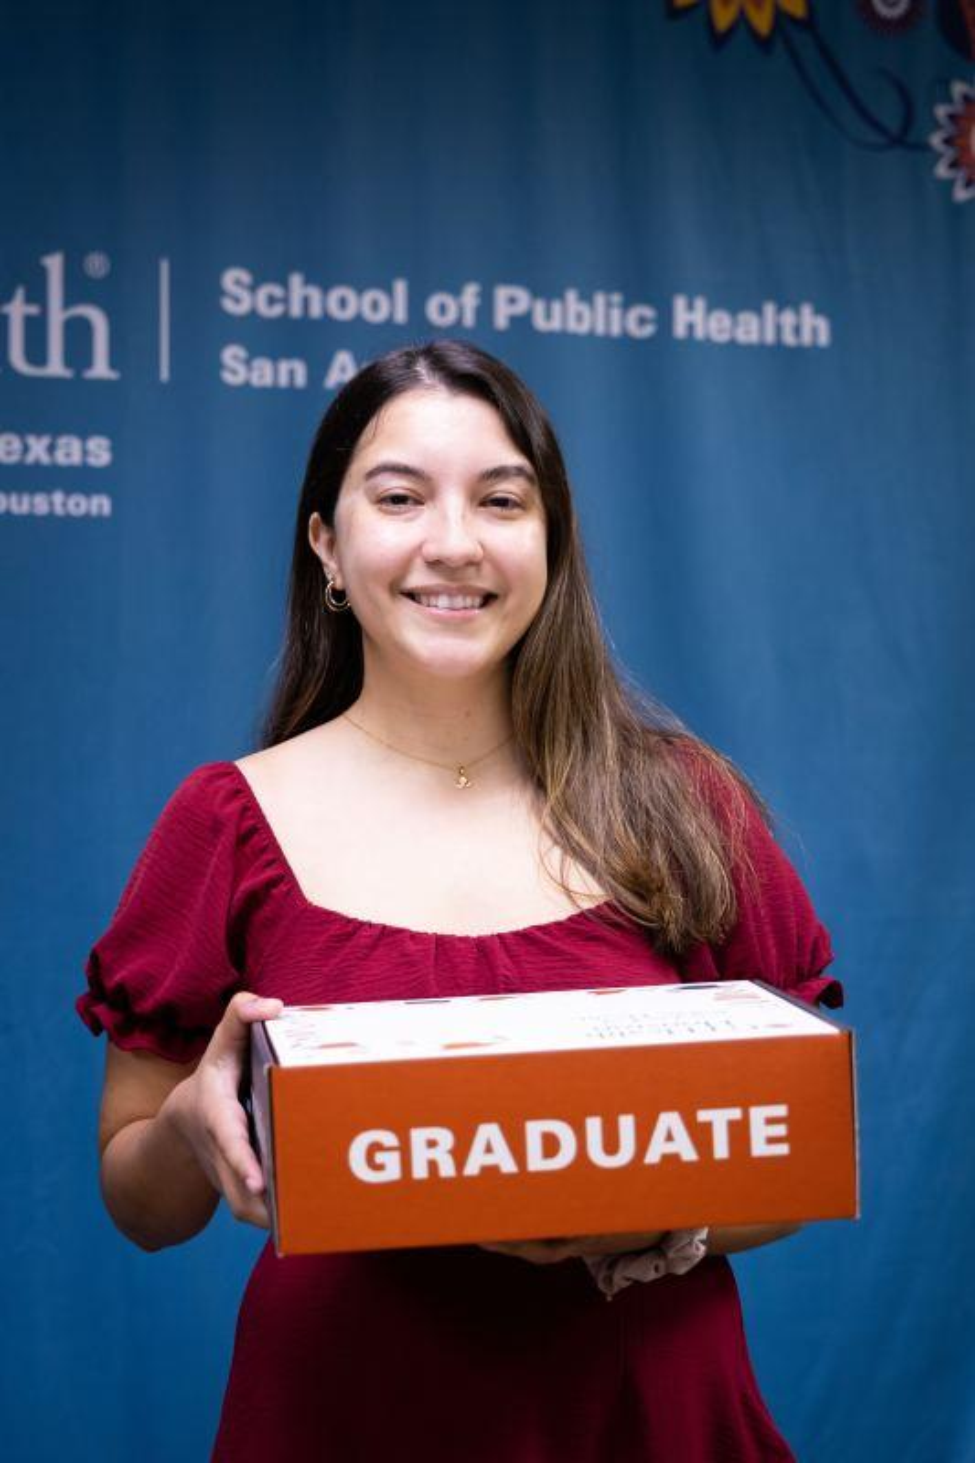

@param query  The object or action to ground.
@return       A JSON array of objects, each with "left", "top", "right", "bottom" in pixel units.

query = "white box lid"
[{"left": 265, "top": 980, "right": 838, "bottom": 1067}]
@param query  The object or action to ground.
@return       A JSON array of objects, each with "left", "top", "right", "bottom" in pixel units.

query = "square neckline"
[{"left": 224, "top": 759, "right": 620, "bottom": 942}]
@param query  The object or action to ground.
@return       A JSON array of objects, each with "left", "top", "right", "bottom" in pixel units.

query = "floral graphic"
[
  {"left": 669, "top": 0, "right": 809, "bottom": 40},
  {"left": 930, "top": 79, "right": 975, "bottom": 201},
  {"left": 667, "top": 0, "right": 975, "bottom": 202},
  {"left": 856, "top": 0, "right": 926, "bottom": 34}
]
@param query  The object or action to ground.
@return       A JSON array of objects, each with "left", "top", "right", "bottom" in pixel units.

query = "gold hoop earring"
[{"left": 324, "top": 573, "right": 350, "bottom": 613}]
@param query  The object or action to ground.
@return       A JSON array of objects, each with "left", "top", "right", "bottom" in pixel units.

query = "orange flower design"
[{"left": 671, "top": 0, "right": 810, "bottom": 40}]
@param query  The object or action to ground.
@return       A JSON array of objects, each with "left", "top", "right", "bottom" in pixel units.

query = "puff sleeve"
[
  {"left": 76, "top": 763, "right": 249, "bottom": 1063},
  {"left": 681, "top": 776, "right": 843, "bottom": 1010}
]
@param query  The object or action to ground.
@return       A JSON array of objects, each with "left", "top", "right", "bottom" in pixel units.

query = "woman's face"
[{"left": 309, "top": 388, "right": 548, "bottom": 686}]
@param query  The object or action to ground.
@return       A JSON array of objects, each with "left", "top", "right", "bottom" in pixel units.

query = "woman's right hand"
[{"left": 164, "top": 991, "right": 284, "bottom": 1230}]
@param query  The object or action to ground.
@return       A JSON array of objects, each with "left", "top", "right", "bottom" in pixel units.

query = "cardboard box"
[{"left": 249, "top": 980, "right": 857, "bottom": 1256}]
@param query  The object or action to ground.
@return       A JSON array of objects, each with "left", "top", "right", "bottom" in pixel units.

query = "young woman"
[{"left": 79, "top": 340, "right": 841, "bottom": 1461}]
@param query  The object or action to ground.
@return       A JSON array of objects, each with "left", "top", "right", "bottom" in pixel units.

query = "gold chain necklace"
[{"left": 343, "top": 714, "right": 513, "bottom": 789}]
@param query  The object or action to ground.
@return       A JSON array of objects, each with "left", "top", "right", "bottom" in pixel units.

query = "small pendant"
[{"left": 455, "top": 767, "right": 472, "bottom": 789}]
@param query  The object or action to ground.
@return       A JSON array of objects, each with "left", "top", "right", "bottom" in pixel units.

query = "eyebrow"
[{"left": 363, "top": 460, "right": 538, "bottom": 489}]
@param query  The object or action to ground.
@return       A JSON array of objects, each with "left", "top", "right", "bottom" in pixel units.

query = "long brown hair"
[{"left": 260, "top": 339, "right": 767, "bottom": 956}]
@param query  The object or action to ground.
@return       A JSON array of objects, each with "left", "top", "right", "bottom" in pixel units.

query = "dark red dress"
[{"left": 78, "top": 761, "right": 842, "bottom": 1462}]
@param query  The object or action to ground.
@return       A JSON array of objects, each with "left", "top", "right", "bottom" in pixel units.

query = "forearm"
[{"left": 99, "top": 1090, "right": 219, "bottom": 1252}]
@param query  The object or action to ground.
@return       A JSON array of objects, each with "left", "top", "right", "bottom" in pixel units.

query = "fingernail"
[
  {"left": 245, "top": 1175, "right": 263, "bottom": 1194},
  {"left": 242, "top": 997, "right": 280, "bottom": 1015}
]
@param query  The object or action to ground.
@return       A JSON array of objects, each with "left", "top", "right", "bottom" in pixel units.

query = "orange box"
[{"left": 249, "top": 980, "right": 857, "bottom": 1257}]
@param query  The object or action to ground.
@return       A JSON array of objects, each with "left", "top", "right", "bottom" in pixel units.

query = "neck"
[{"left": 348, "top": 659, "right": 515, "bottom": 767}]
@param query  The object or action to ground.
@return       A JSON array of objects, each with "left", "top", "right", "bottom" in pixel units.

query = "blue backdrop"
[{"left": 3, "top": 3, "right": 974, "bottom": 1460}]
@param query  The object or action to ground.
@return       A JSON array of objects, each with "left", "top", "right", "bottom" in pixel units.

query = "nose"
[{"left": 420, "top": 501, "right": 484, "bottom": 567}]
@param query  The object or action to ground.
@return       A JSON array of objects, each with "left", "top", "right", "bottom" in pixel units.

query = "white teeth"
[{"left": 412, "top": 593, "right": 487, "bottom": 610}]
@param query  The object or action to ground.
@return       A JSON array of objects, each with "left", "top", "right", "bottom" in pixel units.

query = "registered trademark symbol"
[{"left": 84, "top": 252, "right": 111, "bottom": 279}]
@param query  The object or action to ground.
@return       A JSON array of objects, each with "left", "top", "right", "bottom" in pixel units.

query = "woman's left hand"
[{"left": 479, "top": 1230, "right": 666, "bottom": 1265}]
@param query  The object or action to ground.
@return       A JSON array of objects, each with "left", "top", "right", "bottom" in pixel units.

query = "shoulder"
[
  {"left": 235, "top": 721, "right": 348, "bottom": 775},
  {"left": 670, "top": 741, "right": 840, "bottom": 1006},
  {"left": 153, "top": 760, "right": 248, "bottom": 834},
  {"left": 233, "top": 720, "right": 359, "bottom": 805},
  {"left": 162, "top": 722, "right": 348, "bottom": 820},
  {"left": 665, "top": 735, "right": 813, "bottom": 913},
  {"left": 111, "top": 761, "right": 250, "bottom": 906},
  {"left": 662, "top": 733, "right": 767, "bottom": 826}
]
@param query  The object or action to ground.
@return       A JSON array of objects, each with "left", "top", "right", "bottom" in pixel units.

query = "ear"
[{"left": 308, "top": 512, "right": 341, "bottom": 583}]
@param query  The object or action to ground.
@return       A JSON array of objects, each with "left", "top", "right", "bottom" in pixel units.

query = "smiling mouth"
[{"left": 403, "top": 592, "right": 497, "bottom": 611}]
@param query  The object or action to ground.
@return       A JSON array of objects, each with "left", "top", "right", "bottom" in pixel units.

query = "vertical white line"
[{"left": 158, "top": 257, "right": 171, "bottom": 382}]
